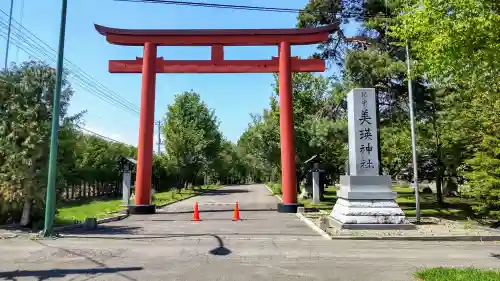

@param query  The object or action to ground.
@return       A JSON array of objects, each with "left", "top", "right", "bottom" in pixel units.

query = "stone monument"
[
  {"left": 119, "top": 157, "right": 136, "bottom": 207},
  {"left": 330, "top": 88, "right": 413, "bottom": 229},
  {"left": 122, "top": 167, "right": 132, "bottom": 207}
]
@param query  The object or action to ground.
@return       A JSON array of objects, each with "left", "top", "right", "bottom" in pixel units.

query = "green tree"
[
  {"left": 236, "top": 72, "right": 349, "bottom": 187},
  {"left": 391, "top": 0, "right": 500, "bottom": 218},
  {"left": 162, "top": 91, "right": 223, "bottom": 188},
  {"left": 0, "top": 61, "right": 76, "bottom": 226},
  {"left": 298, "top": 0, "right": 455, "bottom": 204}
]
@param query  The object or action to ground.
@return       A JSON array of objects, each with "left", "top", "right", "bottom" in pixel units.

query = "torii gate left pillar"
[
  {"left": 133, "top": 42, "right": 157, "bottom": 214},
  {"left": 95, "top": 24, "right": 337, "bottom": 214}
]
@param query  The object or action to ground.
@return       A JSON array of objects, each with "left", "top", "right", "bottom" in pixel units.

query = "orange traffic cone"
[
  {"left": 193, "top": 201, "right": 200, "bottom": 221},
  {"left": 233, "top": 201, "right": 240, "bottom": 221}
]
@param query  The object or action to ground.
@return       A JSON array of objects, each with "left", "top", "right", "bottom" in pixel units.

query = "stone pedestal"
[{"left": 330, "top": 175, "right": 413, "bottom": 229}]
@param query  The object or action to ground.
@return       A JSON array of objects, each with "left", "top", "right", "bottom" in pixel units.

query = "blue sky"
[{"left": 0, "top": 0, "right": 350, "bottom": 149}]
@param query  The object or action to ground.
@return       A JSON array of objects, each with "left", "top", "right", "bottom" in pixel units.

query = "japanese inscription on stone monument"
[{"left": 347, "top": 88, "right": 379, "bottom": 176}]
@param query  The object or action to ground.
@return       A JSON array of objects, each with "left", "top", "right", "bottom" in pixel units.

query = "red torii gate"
[{"left": 95, "top": 23, "right": 337, "bottom": 214}]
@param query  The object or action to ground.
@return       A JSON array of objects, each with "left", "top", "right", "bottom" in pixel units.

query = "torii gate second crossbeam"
[{"left": 95, "top": 23, "right": 337, "bottom": 214}]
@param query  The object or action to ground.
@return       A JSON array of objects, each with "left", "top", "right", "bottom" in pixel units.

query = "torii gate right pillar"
[{"left": 277, "top": 41, "right": 299, "bottom": 213}]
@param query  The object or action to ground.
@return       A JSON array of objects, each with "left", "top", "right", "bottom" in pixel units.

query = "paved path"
[
  {"left": 59, "top": 184, "right": 320, "bottom": 240},
  {"left": 0, "top": 184, "right": 499, "bottom": 281}
]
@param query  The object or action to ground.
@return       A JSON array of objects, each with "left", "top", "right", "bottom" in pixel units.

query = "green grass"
[
  {"left": 267, "top": 183, "right": 282, "bottom": 195},
  {"left": 415, "top": 268, "right": 500, "bottom": 281},
  {"left": 55, "top": 184, "right": 220, "bottom": 225},
  {"left": 273, "top": 183, "right": 476, "bottom": 220},
  {"left": 153, "top": 184, "right": 220, "bottom": 206}
]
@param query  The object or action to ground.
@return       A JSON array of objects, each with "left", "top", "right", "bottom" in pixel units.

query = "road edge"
[
  {"left": 296, "top": 212, "right": 332, "bottom": 240},
  {"left": 264, "top": 184, "right": 283, "bottom": 202},
  {"left": 297, "top": 213, "right": 500, "bottom": 241}
]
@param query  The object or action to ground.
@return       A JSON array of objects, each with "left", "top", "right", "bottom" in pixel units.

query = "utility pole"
[
  {"left": 42, "top": 0, "right": 68, "bottom": 237},
  {"left": 4, "top": 0, "right": 14, "bottom": 70},
  {"left": 406, "top": 43, "right": 420, "bottom": 223},
  {"left": 155, "top": 120, "right": 164, "bottom": 154}
]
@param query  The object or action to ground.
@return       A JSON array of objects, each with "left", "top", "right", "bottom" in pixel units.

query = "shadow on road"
[
  {"left": 198, "top": 189, "right": 249, "bottom": 195},
  {"left": 209, "top": 235, "right": 232, "bottom": 256},
  {"left": 8, "top": 239, "right": 145, "bottom": 281},
  {"left": 58, "top": 230, "right": 232, "bottom": 257},
  {"left": 0, "top": 267, "right": 143, "bottom": 281},
  {"left": 490, "top": 253, "right": 500, "bottom": 260},
  {"left": 150, "top": 218, "right": 263, "bottom": 221},
  {"left": 62, "top": 225, "right": 143, "bottom": 235},
  {"left": 157, "top": 208, "right": 277, "bottom": 214},
  {"left": 60, "top": 226, "right": 320, "bottom": 238}
]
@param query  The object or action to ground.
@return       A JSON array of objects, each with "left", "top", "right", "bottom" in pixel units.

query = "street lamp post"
[
  {"left": 42, "top": 0, "right": 68, "bottom": 237},
  {"left": 406, "top": 43, "right": 421, "bottom": 223},
  {"left": 4, "top": 0, "right": 14, "bottom": 70}
]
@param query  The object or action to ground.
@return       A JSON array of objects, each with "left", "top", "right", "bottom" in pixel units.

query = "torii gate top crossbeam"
[{"left": 94, "top": 24, "right": 338, "bottom": 46}]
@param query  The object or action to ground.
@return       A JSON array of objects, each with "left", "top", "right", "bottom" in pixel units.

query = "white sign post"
[
  {"left": 330, "top": 88, "right": 412, "bottom": 229},
  {"left": 312, "top": 171, "right": 320, "bottom": 204}
]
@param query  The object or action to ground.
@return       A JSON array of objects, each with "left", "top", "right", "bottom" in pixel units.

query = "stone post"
[
  {"left": 312, "top": 170, "right": 320, "bottom": 204},
  {"left": 330, "top": 88, "right": 413, "bottom": 229},
  {"left": 122, "top": 169, "right": 131, "bottom": 207}
]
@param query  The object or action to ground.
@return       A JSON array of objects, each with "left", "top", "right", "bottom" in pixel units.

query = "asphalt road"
[{"left": 0, "top": 184, "right": 499, "bottom": 281}]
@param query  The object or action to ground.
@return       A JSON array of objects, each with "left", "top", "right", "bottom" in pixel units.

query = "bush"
[{"left": 463, "top": 137, "right": 500, "bottom": 220}]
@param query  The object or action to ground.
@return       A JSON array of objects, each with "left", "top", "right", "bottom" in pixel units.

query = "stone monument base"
[
  {"left": 330, "top": 198, "right": 415, "bottom": 229},
  {"left": 330, "top": 175, "right": 415, "bottom": 230}
]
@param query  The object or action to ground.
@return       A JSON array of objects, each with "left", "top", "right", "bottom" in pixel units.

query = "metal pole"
[
  {"left": 42, "top": 0, "right": 68, "bottom": 237},
  {"left": 157, "top": 121, "right": 161, "bottom": 154},
  {"left": 406, "top": 43, "right": 420, "bottom": 223},
  {"left": 4, "top": 0, "right": 14, "bottom": 70}
]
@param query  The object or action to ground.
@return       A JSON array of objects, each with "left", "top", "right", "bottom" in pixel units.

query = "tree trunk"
[
  {"left": 436, "top": 158, "right": 444, "bottom": 204},
  {"left": 20, "top": 197, "right": 31, "bottom": 227},
  {"left": 432, "top": 92, "right": 444, "bottom": 205}
]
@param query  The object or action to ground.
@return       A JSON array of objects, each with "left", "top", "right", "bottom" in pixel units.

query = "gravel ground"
[{"left": 303, "top": 212, "right": 500, "bottom": 238}]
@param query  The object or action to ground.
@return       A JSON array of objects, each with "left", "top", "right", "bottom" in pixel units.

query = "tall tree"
[
  {"left": 298, "top": 0, "right": 450, "bottom": 203},
  {"left": 391, "top": 0, "right": 500, "bottom": 217},
  {"left": 237, "top": 72, "right": 349, "bottom": 187},
  {"left": 0, "top": 61, "right": 75, "bottom": 225},
  {"left": 162, "top": 91, "right": 223, "bottom": 188}
]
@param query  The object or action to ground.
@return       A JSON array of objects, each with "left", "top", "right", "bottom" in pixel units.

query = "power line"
[
  {"left": 0, "top": 19, "right": 141, "bottom": 116},
  {"left": 0, "top": 26, "right": 140, "bottom": 117},
  {"left": 114, "top": 0, "right": 320, "bottom": 14},
  {"left": 4, "top": 0, "right": 13, "bottom": 69},
  {"left": 0, "top": 23, "right": 141, "bottom": 117},
  {"left": 0, "top": 8, "right": 141, "bottom": 117},
  {"left": 113, "top": 0, "right": 392, "bottom": 19},
  {"left": 77, "top": 125, "right": 134, "bottom": 146},
  {"left": 0, "top": 29, "right": 142, "bottom": 147},
  {"left": 77, "top": 126, "right": 163, "bottom": 155}
]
